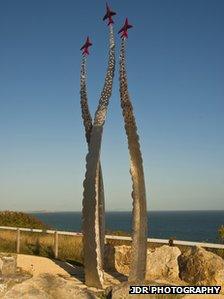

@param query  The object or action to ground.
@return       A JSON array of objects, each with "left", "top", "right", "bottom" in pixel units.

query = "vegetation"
[
  {"left": 0, "top": 211, "right": 50, "bottom": 229},
  {"left": 0, "top": 211, "right": 82, "bottom": 263},
  {"left": 218, "top": 225, "right": 224, "bottom": 243},
  {"left": 0, "top": 229, "right": 84, "bottom": 264}
]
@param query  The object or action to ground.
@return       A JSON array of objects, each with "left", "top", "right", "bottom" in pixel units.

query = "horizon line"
[{"left": 10, "top": 209, "right": 224, "bottom": 213}]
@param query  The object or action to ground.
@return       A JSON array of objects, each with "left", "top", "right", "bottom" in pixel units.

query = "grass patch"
[{"left": 0, "top": 229, "right": 84, "bottom": 264}]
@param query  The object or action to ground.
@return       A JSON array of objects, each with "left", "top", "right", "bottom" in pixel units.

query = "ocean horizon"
[{"left": 30, "top": 210, "right": 224, "bottom": 244}]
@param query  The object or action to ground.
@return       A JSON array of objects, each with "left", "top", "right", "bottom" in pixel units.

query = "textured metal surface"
[
  {"left": 80, "top": 55, "right": 92, "bottom": 145},
  {"left": 119, "top": 38, "right": 148, "bottom": 281},
  {"left": 80, "top": 56, "right": 105, "bottom": 260},
  {"left": 82, "top": 24, "right": 115, "bottom": 288}
]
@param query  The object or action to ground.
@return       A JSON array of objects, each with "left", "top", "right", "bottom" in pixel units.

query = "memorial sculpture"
[
  {"left": 81, "top": 4, "right": 116, "bottom": 288},
  {"left": 80, "top": 4, "right": 147, "bottom": 288}
]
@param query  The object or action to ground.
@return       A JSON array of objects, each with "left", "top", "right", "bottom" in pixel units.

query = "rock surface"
[
  {"left": 178, "top": 246, "right": 224, "bottom": 288},
  {"left": 0, "top": 253, "right": 33, "bottom": 297},
  {"left": 1, "top": 247, "right": 224, "bottom": 298},
  {"left": 146, "top": 245, "right": 181, "bottom": 280},
  {"left": 0, "top": 254, "right": 17, "bottom": 276},
  {"left": 16, "top": 254, "right": 71, "bottom": 277},
  {"left": 3, "top": 273, "right": 100, "bottom": 299},
  {"left": 105, "top": 245, "right": 181, "bottom": 281},
  {"left": 105, "top": 245, "right": 131, "bottom": 276}
]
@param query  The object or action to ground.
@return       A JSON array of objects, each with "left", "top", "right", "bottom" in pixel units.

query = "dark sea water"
[{"left": 30, "top": 211, "right": 224, "bottom": 244}]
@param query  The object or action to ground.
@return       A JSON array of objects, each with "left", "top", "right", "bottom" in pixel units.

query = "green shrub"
[
  {"left": 218, "top": 225, "right": 224, "bottom": 243},
  {"left": 0, "top": 211, "right": 49, "bottom": 229}
]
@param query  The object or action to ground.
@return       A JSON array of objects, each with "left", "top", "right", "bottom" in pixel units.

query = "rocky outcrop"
[
  {"left": 178, "top": 246, "right": 224, "bottom": 287},
  {"left": 146, "top": 245, "right": 181, "bottom": 280},
  {"left": 0, "top": 254, "right": 17, "bottom": 276},
  {"left": 105, "top": 245, "right": 131, "bottom": 275},
  {"left": 0, "top": 253, "right": 31, "bottom": 298},
  {"left": 3, "top": 273, "right": 100, "bottom": 299},
  {"left": 105, "top": 245, "right": 181, "bottom": 281}
]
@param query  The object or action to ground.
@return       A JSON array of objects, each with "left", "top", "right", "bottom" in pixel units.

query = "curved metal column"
[
  {"left": 119, "top": 37, "right": 148, "bottom": 281},
  {"left": 82, "top": 25, "right": 115, "bottom": 288},
  {"left": 80, "top": 56, "right": 105, "bottom": 261}
]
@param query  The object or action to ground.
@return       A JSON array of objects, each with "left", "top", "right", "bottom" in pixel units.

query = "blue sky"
[{"left": 0, "top": 0, "right": 223, "bottom": 211}]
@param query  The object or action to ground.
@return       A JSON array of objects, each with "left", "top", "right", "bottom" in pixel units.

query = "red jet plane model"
[
  {"left": 118, "top": 18, "right": 133, "bottom": 38},
  {"left": 80, "top": 37, "right": 92, "bottom": 55},
  {"left": 103, "top": 3, "right": 116, "bottom": 25}
]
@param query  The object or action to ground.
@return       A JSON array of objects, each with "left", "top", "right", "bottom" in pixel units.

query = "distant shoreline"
[{"left": 28, "top": 209, "right": 224, "bottom": 213}]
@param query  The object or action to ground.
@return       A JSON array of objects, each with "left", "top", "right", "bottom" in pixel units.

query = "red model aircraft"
[
  {"left": 103, "top": 3, "right": 116, "bottom": 25},
  {"left": 118, "top": 18, "right": 133, "bottom": 38},
  {"left": 80, "top": 36, "right": 92, "bottom": 55}
]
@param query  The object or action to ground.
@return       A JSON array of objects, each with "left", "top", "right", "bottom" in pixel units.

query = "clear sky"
[{"left": 0, "top": 0, "right": 223, "bottom": 211}]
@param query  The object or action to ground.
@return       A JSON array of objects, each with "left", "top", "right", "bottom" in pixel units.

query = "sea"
[{"left": 30, "top": 211, "right": 224, "bottom": 244}]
